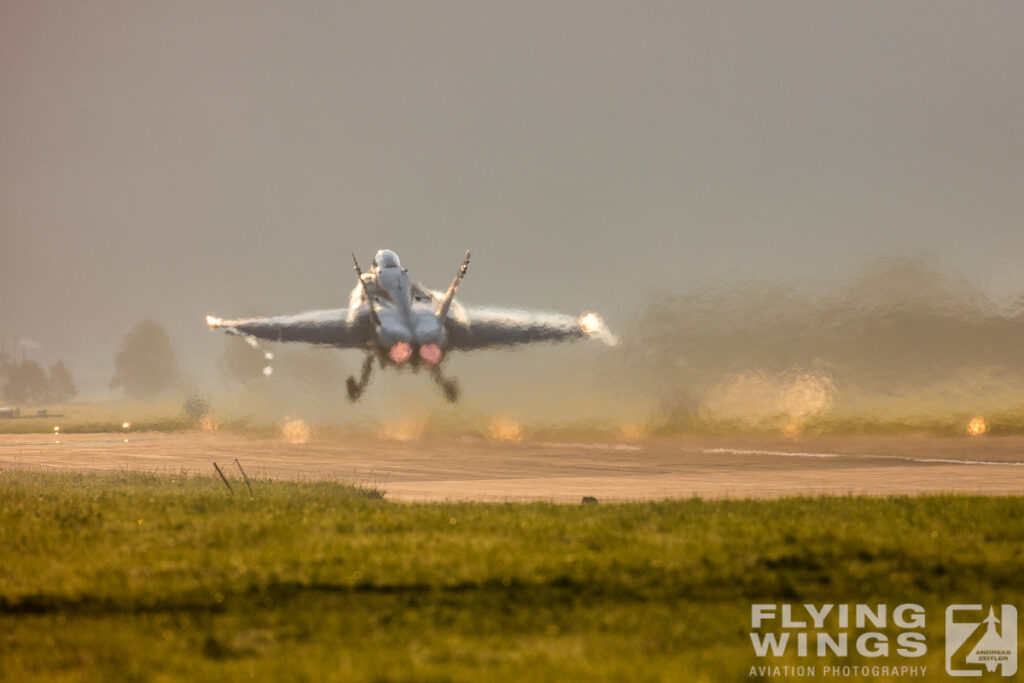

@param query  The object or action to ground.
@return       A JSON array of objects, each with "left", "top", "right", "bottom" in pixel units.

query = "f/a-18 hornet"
[{"left": 206, "top": 249, "right": 616, "bottom": 402}]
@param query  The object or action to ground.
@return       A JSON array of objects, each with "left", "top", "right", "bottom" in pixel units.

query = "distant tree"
[
  {"left": 45, "top": 360, "right": 77, "bottom": 403},
  {"left": 183, "top": 393, "right": 211, "bottom": 421},
  {"left": 110, "top": 320, "right": 179, "bottom": 398},
  {"left": 2, "top": 360, "right": 48, "bottom": 404}
]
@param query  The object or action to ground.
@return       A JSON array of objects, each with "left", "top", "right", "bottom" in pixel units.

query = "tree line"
[
  {"left": 2, "top": 319, "right": 179, "bottom": 405},
  {"left": 0, "top": 355, "right": 76, "bottom": 404},
  {"left": 3, "top": 316, "right": 336, "bottom": 405}
]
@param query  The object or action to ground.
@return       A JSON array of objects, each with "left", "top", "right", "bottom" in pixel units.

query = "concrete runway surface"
[{"left": 1, "top": 432, "right": 1023, "bottom": 502}]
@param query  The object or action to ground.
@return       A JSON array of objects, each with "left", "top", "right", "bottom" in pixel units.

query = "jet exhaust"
[{"left": 388, "top": 342, "right": 413, "bottom": 364}]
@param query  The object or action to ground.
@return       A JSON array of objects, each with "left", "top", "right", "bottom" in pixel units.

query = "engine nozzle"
[
  {"left": 419, "top": 343, "right": 443, "bottom": 365},
  {"left": 388, "top": 342, "right": 413, "bottom": 364}
]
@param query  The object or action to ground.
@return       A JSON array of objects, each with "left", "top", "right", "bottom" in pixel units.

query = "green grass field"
[{"left": 1, "top": 470, "right": 1022, "bottom": 681}]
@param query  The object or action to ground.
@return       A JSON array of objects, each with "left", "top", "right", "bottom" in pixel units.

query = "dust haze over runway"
[{"left": 3, "top": 431, "right": 1024, "bottom": 502}]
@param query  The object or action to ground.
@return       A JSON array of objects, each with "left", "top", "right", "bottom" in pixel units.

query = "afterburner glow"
[
  {"left": 389, "top": 342, "right": 413, "bottom": 364},
  {"left": 419, "top": 344, "right": 443, "bottom": 365}
]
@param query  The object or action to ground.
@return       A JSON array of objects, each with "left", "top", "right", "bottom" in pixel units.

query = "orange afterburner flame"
[
  {"left": 419, "top": 343, "right": 443, "bottom": 365},
  {"left": 388, "top": 342, "right": 413, "bottom": 364}
]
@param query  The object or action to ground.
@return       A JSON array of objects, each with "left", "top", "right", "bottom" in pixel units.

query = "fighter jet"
[{"left": 205, "top": 249, "right": 616, "bottom": 402}]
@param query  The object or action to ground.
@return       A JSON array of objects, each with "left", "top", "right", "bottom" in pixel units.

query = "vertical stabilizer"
[
  {"left": 351, "top": 252, "right": 382, "bottom": 327},
  {"left": 436, "top": 250, "right": 471, "bottom": 323}
]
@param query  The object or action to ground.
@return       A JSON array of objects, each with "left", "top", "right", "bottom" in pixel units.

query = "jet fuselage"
[{"left": 357, "top": 250, "right": 447, "bottom": 367}]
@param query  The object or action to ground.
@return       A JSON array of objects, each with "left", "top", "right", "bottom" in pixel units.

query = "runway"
[{"left": 2, "top": 432, "right": 1023, "bottom": 502}]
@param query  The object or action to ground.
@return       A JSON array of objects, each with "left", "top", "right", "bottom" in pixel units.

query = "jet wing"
[
  {"left": 205, "top": 308, "right": 374, "bottom": 347},
  {"left": 444, "top": 306, "right": 616, "bottom": 350}
]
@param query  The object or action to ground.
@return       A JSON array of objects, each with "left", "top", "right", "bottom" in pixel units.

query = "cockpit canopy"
[{"left": 374, "top": 249, "right": 401, "bottom": 269}]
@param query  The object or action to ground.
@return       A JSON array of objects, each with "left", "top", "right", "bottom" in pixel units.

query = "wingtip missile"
[
  {"left": 206, "top": 315, "right": 243, "bottom": 336},
  {"left": 579, "top": 312, "right": 618, "bottom": 346}
]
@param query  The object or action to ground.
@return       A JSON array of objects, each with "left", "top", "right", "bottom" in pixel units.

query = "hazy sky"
[{"left": 2, "top": 1, "right": 1022, "bottom": 389}]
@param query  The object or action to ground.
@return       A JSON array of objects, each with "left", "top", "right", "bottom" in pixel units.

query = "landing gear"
[
  {"left": 346, "top": 355, "right": 374, "bottom": 401},
  {"left": 431, "top": 366, "right": 460, "bottom": 403},
  {"left": 347, "top": 352, "right": 460, "bottom": 403}
]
